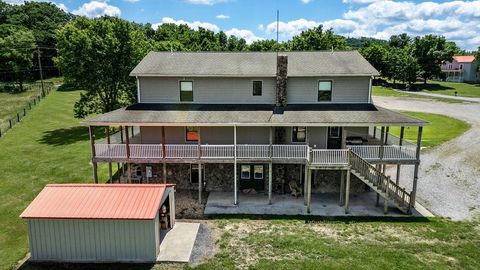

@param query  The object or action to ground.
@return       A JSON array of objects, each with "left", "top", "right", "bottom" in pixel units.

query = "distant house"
[{"left": 441, "top": 55, "right": 479, "bottom": 83}]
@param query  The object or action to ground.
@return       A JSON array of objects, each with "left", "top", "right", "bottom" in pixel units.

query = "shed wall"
[{"left": 27, "top": 218, "right": 158, "bottom": 262}]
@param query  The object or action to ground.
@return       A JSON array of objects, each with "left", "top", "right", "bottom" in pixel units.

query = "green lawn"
[
  {"left": 372, "top": 86, "right": 465, "bottom": 103},
  {"left": 0, "top": 89, "right": 109, "bottom": 270},
  {"left": 421, "top": 81, "right": 480, "bottom": 98},
  {"left": 389, "top": 111, "right": 470, "bottom": 149}
]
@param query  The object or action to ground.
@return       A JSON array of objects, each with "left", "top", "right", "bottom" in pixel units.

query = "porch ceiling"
[{"left": 83, "top": 103, "right": 428, "bottom": 127}]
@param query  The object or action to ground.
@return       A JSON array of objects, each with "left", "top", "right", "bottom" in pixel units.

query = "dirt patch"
[
  {"left": 189, "top": 220, "right": 219, "bottom": 265},
  {"left": 174, "top": 189, "right": 207, "bottom": 219},
  {"left": 415, "top": 252, "right": 459, "bottom": 267}
]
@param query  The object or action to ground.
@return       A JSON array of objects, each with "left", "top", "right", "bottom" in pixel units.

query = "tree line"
[{"left": 1, "top": 1, "right": 479, "bottom": 117}]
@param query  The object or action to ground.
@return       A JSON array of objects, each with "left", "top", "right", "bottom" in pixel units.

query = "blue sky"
[{"left": 6, "top": 0, "right": 480, "bottom": 50}]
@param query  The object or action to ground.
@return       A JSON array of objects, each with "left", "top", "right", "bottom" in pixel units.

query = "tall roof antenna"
[{"left": 276, "top": 9, "right": 279, "bottom": 55}]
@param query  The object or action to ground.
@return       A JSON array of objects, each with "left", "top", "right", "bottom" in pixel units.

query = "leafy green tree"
[
  {"left": 359, "top": 43, "right": 388, "bottom": 75},
  {"left": 55, "top": 16, "right": 152, "bottom": 118},
  {"left": 412, "top": 35, "right": 455, "bottom": 84},
  {"left": 0, "top": 25, "right": 36, "bottom": 92},
  {"left": 217, "top": 31, "right": 228, "bottom": 51},
  {"left": 248, "top": 39, "right": 289, "bottom": 51},
  {"left": 389, "top": 33, "right": 411, "bottom": 49},
  {"left": 384, "top": 48, "right": 418, "bottom": 86},
  {"left": 0, "top": 1, "right": 9, "bottom": 24},
  {"left": 291, "top": 25, "right": 349, "bottom": 51}
]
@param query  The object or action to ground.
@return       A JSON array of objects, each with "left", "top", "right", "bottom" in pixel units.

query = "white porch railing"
[
  {"left": 310, "top": 149, "right": 349, "bottom": 165},
  {"left": 201, "top": 145, "right": 235, "bottom": 159},
  {"left": 130, "top": 144, "right": 162, "bottom": 159},
  {"left": 272, "top": 145, "right": 309, "bottom": 159},
  {"left": 95, "top": 144, "right": 127, "bottom": 158},
  {"left": 348, "top": 145, "right": 416, "bottom": 160},
  {"left": 165, "top": 144, "right": 198, "bottom": 159},
  {"left": 236, "top": 145, "right": 270, "bottom": 159}
]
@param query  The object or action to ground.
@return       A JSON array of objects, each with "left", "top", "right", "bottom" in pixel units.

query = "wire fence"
[{"left": 0, "top": 82, "right": 55, "bottom": 138}]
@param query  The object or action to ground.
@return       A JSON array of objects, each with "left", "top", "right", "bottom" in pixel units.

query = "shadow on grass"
[
  {"left": 56, "top": 83, "right": 81, "bottom": 92},
  {"left": 206, "top": 214, "right": 432, "bottom": 224},
  {"left": 418, "top": 83, "right": 455, "bottom": 91},
  {"left": 18, "top": 261, "right": 158, "bottom": 270},
  {"left": 38, "top": 126, "right": 105, "bottom": 146}
]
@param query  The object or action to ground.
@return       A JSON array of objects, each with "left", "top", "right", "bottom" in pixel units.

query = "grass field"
[
  {"left": 0, "top": 89, "right": 109, "bottom": 270},
  {"left": 421, "top": 81, "right": 480, "bottom": 98},
  {"left": 0, "top": 89, "right": 476, "bottom": 270},
  {"left": 372, "top": 86, "right": 465, "bottom": 103},
  {"left": 389, "top": 111, "right": 471, "bottom": 149}
]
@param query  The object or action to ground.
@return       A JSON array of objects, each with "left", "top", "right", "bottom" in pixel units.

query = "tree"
[
  {"left": 291, "top": 25, "right": 349, "bottom": 51},
  {"left": 248, "top": 39, "right": 289, "bottom": 51},
  {"left": 384, "top": 48, "right": 418, "bottom": 86},
  {"left": 359, "top": 43, "right": 388, "bottom": 75},
  {"left": 55, "top": 16, "right": 152, "bottom": 118},
  {"left": 0, "top": 25, "right": 36, "bottom": 92},
  {"left": 412, "top": 35, "right": 455, "bottom": 84},
  {"left": 389, "top": 33, "right": 411, "bottom": 49}
]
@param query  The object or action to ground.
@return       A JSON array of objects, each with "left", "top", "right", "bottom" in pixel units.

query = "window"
[
  {"left": 241, "top": 165, "right": 251, "bottom": 179},
  {"left": 180, "top": 81, "right": 193, "bottom": 102},
  {"left": 254, "top": 165, "right": 264, "bottom": 179},
  {"left": 329, "top": 127, "right": 340, "bottom": 138},
  {"left": 185, "top": 127, "right": 199, "bottom": 142},
  {"left": 253, "top": 80, "right": 263, "bottom": 96},
  {"left": 292, "top": 127, "right": 307, "bottom": 143},
  {"left": 318, "top": 80, "right": 332, "bottom": 101},
  {"left": 190, "top": 164, "right": 204, "bottom": 183}
]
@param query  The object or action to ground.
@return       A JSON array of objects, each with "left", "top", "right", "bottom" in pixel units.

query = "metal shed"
[{"left": 20, "top": 184, "right": 175, "bottom": 263}]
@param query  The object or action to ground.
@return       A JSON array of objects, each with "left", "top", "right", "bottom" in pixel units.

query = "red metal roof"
[
  {"left": 453, "top": 55, "right": 475, "bottom": 63},
  {"left": 20, "top": 184, "right": 175, "bottom": 220}
]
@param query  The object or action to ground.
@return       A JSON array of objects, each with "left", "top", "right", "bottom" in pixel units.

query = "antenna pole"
[{"left": 276, "top": 10, "right": 279, "bottom": 45}]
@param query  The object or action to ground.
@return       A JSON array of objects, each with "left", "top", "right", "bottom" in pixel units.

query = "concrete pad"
[
  {"left": 205, "top": 192, "right": 426, "bottom": 217},
  {"left": 157, "top": 222, "right": 200, "bottom": 263}
]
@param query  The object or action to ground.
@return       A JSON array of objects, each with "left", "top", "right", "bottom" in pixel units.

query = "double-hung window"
[
  {"left": 185, "top": 126, "right": 199, "bottom": 142},
  {"left": 318, "top": 80, "right": 332, "bottom": 102},
  {"left": 253, "top": 80, "right": 263, "bottom": 96},
  {"left": 241, "top": 165, "right": 251, "bottom": 179},
  {"left": 180, "top": 81, "right": 193, "bottom": 102},
  {"left": 292, "top": 127, "right": 307, "bottom": 143}
]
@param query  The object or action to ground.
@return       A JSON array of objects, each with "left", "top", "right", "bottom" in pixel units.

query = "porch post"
[
  {"left": 382, "top": 127, "right": 389, "bottom": 174},
  {"left": 88, "top": 126, "right": 98, "bottom": 184},
  {"left": 396, "top": 126, "right": 405, "bottom": 185},
  {"left": 384, "top": 176, "right": 390, "bottom": 214},
  {"left": 376, "top": 126, "right": 385, "bottom": 206},
  {"left": 162, "top": 126, "right": 167, "bottom": 184},
  {"left": 339, "top": 170, "right": 345, "bottom": 206},
  {"left": 344, "top": 168, "right": 351, "bottom": 214},
  {"left": 304, "top": 164, "right": 309, "bottom": 206},
  {"left": 125, "top": 126, "right": 131, "bottom": 183},
  {"left": 268, "top": 126, "right": 273, "bottom": 204},
  {"left": 234, "top": 125, "right": 238, "bottom": 205},
  {"left": 341, "top": 127, "right": 346, "bottom": 149},
  {"left": 409, "top": 126, "right": 423, "bottom": 214},
  {"left": 120, "top": 126, "right": 124, "bottom": 143},
  {"left": 307, "top": 167, "right": 312, "bottom": 213},
  {"left": 198, "top": 127, "right": 202, "bottom": 204},
  {"left": 106, "top": 127, "right": 112, "bottom": 183}
]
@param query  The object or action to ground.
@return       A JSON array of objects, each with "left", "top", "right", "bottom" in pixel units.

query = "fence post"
[
  {"left": 9, "top": 119, "right": 12, "bottom": 128},
  {"left": 33, "top": 99, "right": 36, "bottom": 105},
  {"left": 17, "top": 113, "right": 20, "bottom": 122}
]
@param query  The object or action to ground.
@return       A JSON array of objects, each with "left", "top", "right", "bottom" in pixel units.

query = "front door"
[
  {"left": 327, "top": 127, "right": 342, "bottom": 149},
  {"left": 240, "top": 164, "right": 265, "bottom": 191}
]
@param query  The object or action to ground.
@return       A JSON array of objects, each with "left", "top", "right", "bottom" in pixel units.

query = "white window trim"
[
  {"left": 317, "top": 79, "right": 333, "bottom": 102},
  {"left": 240, "top": 165, "right": 251, "bottom": 180},
  {"left": 252, "top": 80, "right": 263, "bottom": 96},
  {"left": 253, "top": 165, "right": 264, "bottom": 179},
  {"left": 179, "top": 80, "right": 194, "bottom": 102},
  {"left": 291, "top": 126, "right": 307, "bottom": 143}
]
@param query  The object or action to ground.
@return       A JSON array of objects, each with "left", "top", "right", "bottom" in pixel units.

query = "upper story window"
[
  {"left": 318, "top": 80, "right": 332, "bottom": 102},
  {"left": 292, "top": 126, "right": 306, "bottom": 143},
  {"left": 253, "top": 80, "right": 263, "bottom": 96},
  {"left": 185, "top": 126, "right": 199, "bottom": 142},
  {"left": 180, "top": 81, "right": 193, "bottom": 102}
]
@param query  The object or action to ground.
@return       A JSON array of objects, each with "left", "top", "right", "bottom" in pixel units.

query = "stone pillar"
[{"left": 275, "top": 55, "right": 288, "bottom": 107}]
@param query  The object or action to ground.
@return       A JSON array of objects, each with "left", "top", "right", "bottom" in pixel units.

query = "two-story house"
[
  {"left": 85, "top": 51, "right": 427, "bottom": 215},
  {"left": 441, "top": 55, "right": 479, "bottom": 82}
]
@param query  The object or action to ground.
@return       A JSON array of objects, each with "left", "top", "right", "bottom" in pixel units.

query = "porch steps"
[{"left": 348, "top": 152, "right": 411, "bottom": 214}]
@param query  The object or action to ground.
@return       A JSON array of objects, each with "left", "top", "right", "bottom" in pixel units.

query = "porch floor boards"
[{"left": 204, "top": 191, "right": 424, "bottom": 217}]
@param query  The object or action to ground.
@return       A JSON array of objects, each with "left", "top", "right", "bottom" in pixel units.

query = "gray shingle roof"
[
  {"left": 130, "top": 51, "right": 380, "bottom": 77},
  {"left": 84, "top": 103, "right": 427, "bottom": 127}
]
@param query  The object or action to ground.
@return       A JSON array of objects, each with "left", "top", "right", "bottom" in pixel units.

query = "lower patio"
[{"left": 204, "top": 191, "right": 426, "bottom": 217}]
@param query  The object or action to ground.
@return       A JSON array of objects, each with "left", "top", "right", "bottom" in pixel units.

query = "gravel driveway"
[{"left": 374, "top": 96, "right": 480, "bottom": 220}]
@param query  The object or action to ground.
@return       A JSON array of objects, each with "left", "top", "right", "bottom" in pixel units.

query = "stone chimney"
[{"left": 275, "top": 54, "right": 288, "bottom": 107}]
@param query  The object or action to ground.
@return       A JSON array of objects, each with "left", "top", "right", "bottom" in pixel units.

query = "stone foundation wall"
[{"left": 130, "top": 163, "right": 366, "bottom": 193}]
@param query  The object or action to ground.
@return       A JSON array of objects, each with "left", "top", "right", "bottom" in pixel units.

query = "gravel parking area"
[{"left": 374, "top": 96, "right": 480, "bottom": 220}]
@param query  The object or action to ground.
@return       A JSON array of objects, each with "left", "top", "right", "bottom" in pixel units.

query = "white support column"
[
  {"left": 234, "top": 125, "right": 238, "bottom": 205},
  {"left": 304, "top": 164, "right": 309, "bottom": 206},
  {"left": 339, "top": 170, "right": 345, "bottom": 206},
  {"left": 198, "top": 127, "right": 202, "bottom": 204},
  {"left": 88, "top": 126, "right": 98, "bottom": 184},
  {"left": 169, "top": 188, "right": 176, "bottom": 228},
  {"left": 345, "top": 169, "right": 351, "bottom": 214},
  {"left": 162, "top": 126, "right": 167, "bottom": 184},
  {"left": 307, "top": 167, "right": 312, "bottom": 213},
  {"left": 268, "top": 126, "right": 273, "bottom": 204},
  {"left": 409, "top": 126, "right": 423, "bottom": 214},
  {"left": 396, "top": 126, "right": 405, "bottom": 185},
  {"left": 106, "top": 127, "right": 112, "bottom": 183}
]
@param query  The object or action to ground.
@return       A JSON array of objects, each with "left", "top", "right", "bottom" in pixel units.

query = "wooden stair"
[{"left": 349, "top": 151, "right": 411, "bottom": 214}]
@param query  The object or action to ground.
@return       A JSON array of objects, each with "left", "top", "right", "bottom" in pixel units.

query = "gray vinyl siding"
[
  {"left": 344, "top": 127, "right": 369, "bottom": 138},
  {"left": 287, "top": 76, "right": 370, "bottom": 103},
  {"left": 27, "top": 218, "right": 158, "bottom": 263},
  {"left": 140, "top": 126, "right": 269, "bottom": 144},
  {"left": 284, "top": 127, "right": 327, "bottom": 148},
  {"left": 139, "top": 77, "right": 276, "bottom": 104}
]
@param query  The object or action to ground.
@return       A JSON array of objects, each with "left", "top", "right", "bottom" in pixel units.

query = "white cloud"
[
  {"left": 263, "top": 0, "right": 480, "bottom": 50},
  {"left": 216, "top": 14, "right": 230, "bottom": 19},
  {"left": 73, "top": 1, "right": 121, "bottom": 18},
  {"left": 55, "top": 2, "right": 68, "bottom": 11},
  {"left": 225, "top": 28, "right": 264, "bottom": 44},
  {"left": 301, "top": 0, "right": 313, "bottom": 4},
  {"left": 184, "top": 0, "right": 227, "bottom": 5},
  {"left": 124, "top": 0, "right": 141, "bottom": 2},
  {"left": 153, "top": 17, "right": 220, "bottom": 32}
]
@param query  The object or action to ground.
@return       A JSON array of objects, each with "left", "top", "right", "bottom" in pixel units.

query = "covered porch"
[{"left": 204, "top": 191, "right": 424, "bottom": 217}]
